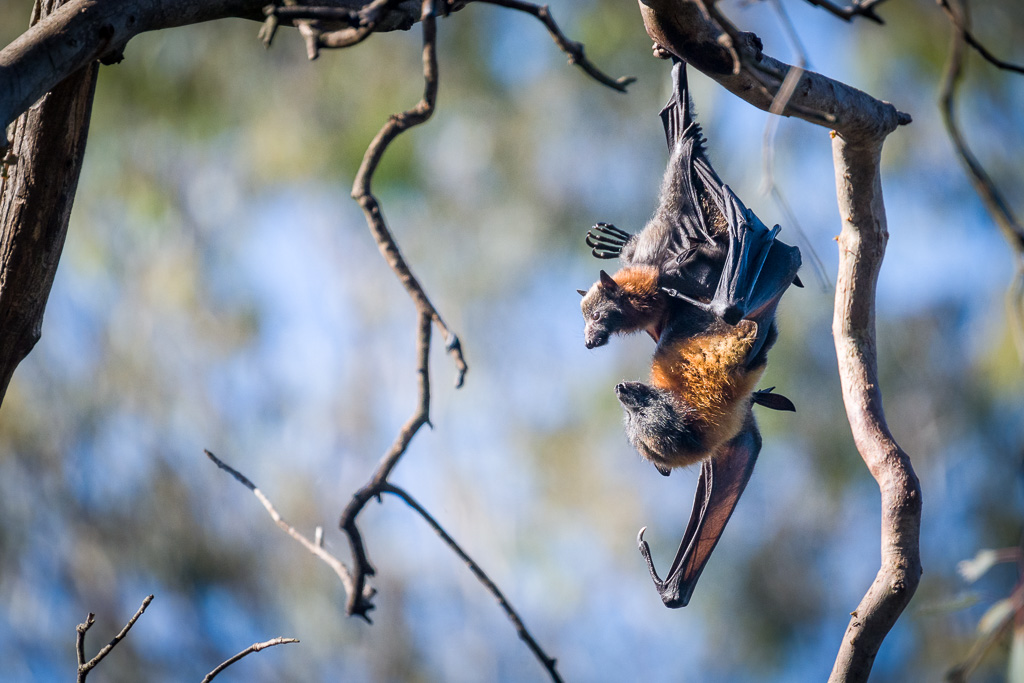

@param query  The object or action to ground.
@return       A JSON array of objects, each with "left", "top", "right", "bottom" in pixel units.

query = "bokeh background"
[{"left": 0, "top": 0, "right": 1022, "bottom": 680}]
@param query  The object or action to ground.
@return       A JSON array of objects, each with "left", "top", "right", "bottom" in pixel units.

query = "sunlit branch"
[
  {"left": 205, "top": 450, "right": 363, "bottom": 603},
  {"left": 202, "top": 637, "right": 300, "bottom": 683}
]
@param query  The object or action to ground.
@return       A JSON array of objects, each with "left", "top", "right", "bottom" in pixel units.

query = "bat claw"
[{"left": 637, "top": 526, "right": 666, "bottom": 589}]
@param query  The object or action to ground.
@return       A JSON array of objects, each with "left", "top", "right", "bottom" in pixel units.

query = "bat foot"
[{"left": 586, "top": 223, "right": 631, "bottom": 259}]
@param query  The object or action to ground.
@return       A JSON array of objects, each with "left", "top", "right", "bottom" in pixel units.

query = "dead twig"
[
  {"left": 76, "top": 595, "right": 154, "bottom": 683},
  {"left": 202, "top": 637, "right": 300, "bottom": 683},
  {"left": 800, "top": 0, "right": 887, "bottom": 24},
  {"left": 382, "top": 483, "right": 563, "bottom": 683},
  {"left": 205, "top": 449, "right": 365, "bottom": 606},
  {"left": 338, "top": 311, "right": 434, "bottom": 620},
  {"left": 475, "top": 0, "right": 636, "bottom": 92},
  {"left": 937, "top": 0, "right": 1024, "bottom": 75}
]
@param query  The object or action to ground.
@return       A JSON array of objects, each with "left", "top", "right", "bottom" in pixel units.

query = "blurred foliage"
[{"left": 1, "top": 0, "right": 1023, "bottom": 681}]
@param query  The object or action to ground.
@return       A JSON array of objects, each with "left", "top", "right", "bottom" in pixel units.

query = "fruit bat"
[{"left": 579, "top": 59, "right": 801, "bottom": 608}]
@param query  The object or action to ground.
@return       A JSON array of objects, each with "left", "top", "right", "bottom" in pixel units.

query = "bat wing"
[
  {"left": 638, "top": 412, "right": 761, "bottom": 608},
  {"left": 663, "top": 185, "right": 802, "bottom": 360}
]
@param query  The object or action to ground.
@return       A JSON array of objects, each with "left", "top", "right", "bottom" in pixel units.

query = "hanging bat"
[{"left": 578, "top": 59, "right": 801, "bottom": 607}]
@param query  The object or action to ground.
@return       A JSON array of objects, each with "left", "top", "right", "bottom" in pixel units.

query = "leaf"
[{"left": 959, "top": 549, "right": 1010, "bottom": 584}]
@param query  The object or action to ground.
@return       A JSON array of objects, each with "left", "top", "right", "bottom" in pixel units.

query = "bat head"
[
  {"left": 615, "top": 382, "right": 702, "bottom": 470},
  {"left": 579, "top": 270, "right": 627, "bottom": 349}
]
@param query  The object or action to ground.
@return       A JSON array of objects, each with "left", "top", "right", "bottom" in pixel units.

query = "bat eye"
[{"left": 591, "top": 312, "right": 602, "bottom": 322}]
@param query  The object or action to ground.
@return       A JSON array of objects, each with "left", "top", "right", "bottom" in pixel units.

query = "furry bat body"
[{"left": 579, "top": 59, "right": 801, "bottom": 608}]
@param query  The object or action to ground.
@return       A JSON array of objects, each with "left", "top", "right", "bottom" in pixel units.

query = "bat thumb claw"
[{"left": 637, "top": 526, "right": 648, "bottom": 546}]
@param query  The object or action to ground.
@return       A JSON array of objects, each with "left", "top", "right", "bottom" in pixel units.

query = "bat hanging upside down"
[{"left": 578, "top": 58, "right": 801, "bottom": 608}]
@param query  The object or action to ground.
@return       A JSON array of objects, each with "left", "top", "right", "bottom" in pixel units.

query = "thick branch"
[
  {"left": 636, "top": 0, "right": 910, "bottom": 143},
  {"left": 828, "top": 136, "right": 922, "bottom": 683},
  {"left": 0, "top": 0, "right": 428, "bottom": 132},
  {"left": 0, "top": 0, "right": 98, "bottom": 408}
]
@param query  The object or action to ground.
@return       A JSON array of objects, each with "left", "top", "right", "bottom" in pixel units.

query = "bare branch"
[
  {"left": 827, "top": 135, "right": 922, "bottom": 683},
  {"left": 937, "top": 0, "right": 1024, "bottom": 75},
  {"left": 938, "top": 0, "right": 1024, "bottom": 253},
  {"left": 636, "top": 0, "right": 910, "bottom": 143},
  {"left": 382, "top": 483, "right": 563, "bottom": 683},
  {"left": 202, "top": 637, "right": 300, "bottom": 683},
  {"left": 475, "top": 0, "right": 636, "bottom": 92},
  {"left": 76, "top": 595, "right": 154, "bottom": 683},
  {"left": 204, "top": 450, "right": 363, "bottom": 603},
  {"left": 800, "top": 0, "right": 887, "bottom": 24},
  {"left": 339, "top": 311, "right": 433, "bottom": 619},
  {"left": 0, "top": 0, "right": 432, "bottom": 132}
]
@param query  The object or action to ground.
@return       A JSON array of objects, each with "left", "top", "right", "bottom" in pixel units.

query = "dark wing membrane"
[
  {"left": 638, "top": 414, "right": 762, "bottom": 608},
  {"left": 653, "top": 60, "right": 722, "bottom": 251}
]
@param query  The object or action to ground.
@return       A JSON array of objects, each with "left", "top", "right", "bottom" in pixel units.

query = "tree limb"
[
  {"left": 0, "top": 0, "right": 99, "bottom": 408},
  {"left": 635, "top": 0, "right": 910, "bottom": 143},
  {"left": 828, "top": 134, "right": 922, "bottom": 683}
]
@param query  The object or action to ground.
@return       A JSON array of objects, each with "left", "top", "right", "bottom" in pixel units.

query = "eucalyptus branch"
[{"left": 800, "top": 0, "right": 886, "bottom": 24}]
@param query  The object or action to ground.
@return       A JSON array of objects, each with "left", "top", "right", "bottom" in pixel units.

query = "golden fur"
[{"left": 650, "top": 320, "right": 764, "bottom": 461}]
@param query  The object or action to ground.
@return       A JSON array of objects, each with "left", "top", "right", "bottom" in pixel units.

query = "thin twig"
[
  {"left": 800, "top": 0, "right": 887, "bottom": 24},
  {"left": 938, "top": 0, "right": 1024, "bottom": 252},
  {"left": 937, "top": 0, "right": 1024, "bottom": 75},
  {"left": 350, "top": 0, "right": 468, "bottom": 388},
  {"left": 202, "top": 637, "right": 300, "bottom": 683},
  {"left": 204, "top": 450, "right": 363, "bottom": 606},
  {"left": 475, "top": 0, "right": 636, "bottom": 92},
  {"left": 382, "top": 483, "right": 563, "bottom": 683},
  {"left": 339, "top": 311, "right": 433, "bottom": 620},
  {"left": 76, "top": 595, "right": 154, "bottom": 683}
]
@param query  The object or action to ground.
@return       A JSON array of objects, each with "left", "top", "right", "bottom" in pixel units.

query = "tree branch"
[
  {"left": 382, "top": 483, "right": 563, "bottom": 683},
  {"left": 475, "top": 0, "right": 636, "bottom": 92},
  {"left": 205, "top": 449, "right": 364, "bottom": 604},
  {"left": 635, "top": 0, "right": 910, "bottom": 143},
  {"left": 0, "top": 0, "right": 99, "bottom": 408},
  {"left": 800, "top": 0, "right": 887, "bottom": 24},
  {"left": 76, "top": 595, "right": 154, "bottom": 682},
  {"left": 828, "top": 135, "right": 922, "bottom": 683},
  {"left": 0, "top": 0, "right": 432, "bottom": 132},
  {"left": 202, "top": 637, "right": 300, "bottom": 683}
]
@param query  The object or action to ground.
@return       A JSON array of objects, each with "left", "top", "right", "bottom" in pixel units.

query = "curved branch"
[
  {"left": 827, "top": 136, "right": 922, "bottom": 683},
  {"left": 800, "top": 0, "right": 887, "bottom": 24},
  {"left": 202, "top": 637, "right": 300, "bottom": 683},
  {"left": 635, "top": 0, "right": 910, "bottom": 143},
  {"left": 382, "top": 483, "right": 563, "bottom": 683}
]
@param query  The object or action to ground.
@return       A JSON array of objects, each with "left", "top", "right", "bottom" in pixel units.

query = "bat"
[{"left": 580, "top": 59, "right": 801, "bottom": 607}]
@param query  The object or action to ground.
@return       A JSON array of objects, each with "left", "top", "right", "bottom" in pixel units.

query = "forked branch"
[{"left": 76, "top": 595, "right": 154, "bottom": 682}]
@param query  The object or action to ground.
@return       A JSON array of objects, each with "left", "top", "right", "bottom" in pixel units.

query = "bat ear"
[
  {"left": 577, "top": 289, "right": 587, "bottom": 297},
  {"left": 599, "top": 270, "right": 618, "bottom": 291}
]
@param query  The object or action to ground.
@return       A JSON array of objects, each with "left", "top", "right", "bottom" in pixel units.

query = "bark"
[
  {"left": 0, "top": 0, "right": 422, "bottom": 132},
  {"left": 0, "top": 0, "right": 99, "bottom": 404}
]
